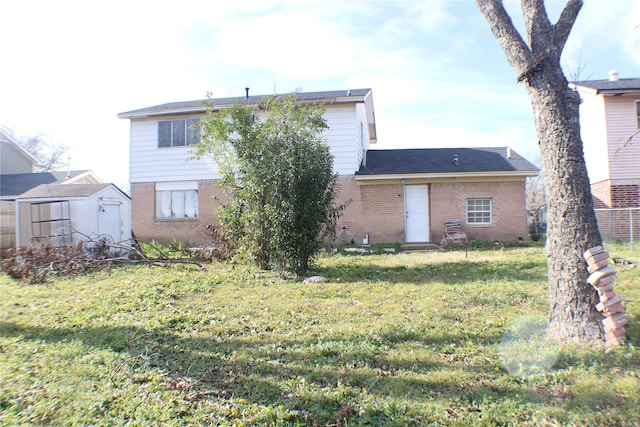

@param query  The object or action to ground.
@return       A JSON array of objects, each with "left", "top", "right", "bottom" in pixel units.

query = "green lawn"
[{"left": 1, "top": 247, "right": 638, "bottom": 426}]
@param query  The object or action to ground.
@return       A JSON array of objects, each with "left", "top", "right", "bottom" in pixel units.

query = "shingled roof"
[
  {"left": 571, "top": 78, "right": 640, "bottom": 94},
  {"left": 355, "top": 147, "right": 538, "bottom": 178},
  {"left": 0, "top": 171, "right": 94, "bottom": 198},
  {"left": 18, "top": 183, "right": 127, "bottom": 199},
  {"left": 118, "top": 89, "right": 373, "bottom": 119}
]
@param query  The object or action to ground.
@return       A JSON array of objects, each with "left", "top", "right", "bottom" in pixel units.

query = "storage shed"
[{"left": 16, "top": 183, "right": 131, "bottom": 249}]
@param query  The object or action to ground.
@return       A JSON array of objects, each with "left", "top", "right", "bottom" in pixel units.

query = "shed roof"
[
  {"left": 0, "top": 171, "right": 95, "bottom": 197},
  {"left": 118, "top": 88, "right": 373, "bottom": 119},
  {"left": 355, "top": 147, "right": 538, "bottom": 177},
  {"left": 18, "top": 183, "right": 128, "bottom": 200}
]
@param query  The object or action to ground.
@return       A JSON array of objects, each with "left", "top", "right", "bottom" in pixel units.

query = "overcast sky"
[{"left": 1, "top": 0, "right": 638, "bottom": 189}]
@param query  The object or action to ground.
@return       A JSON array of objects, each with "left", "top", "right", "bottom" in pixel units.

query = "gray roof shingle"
[
  {"left": 356, "top": 147, "right": 538, "bottom": 176},
  {"left": 1, "top": 171, "right": 93, "bottom": 197},
  {"left": 18, "top": 183, "right": 113, "bottom": 199},
  {"left": 118, "top": 89, "right": 372, "bottom": 118},
  {"left": 572, "top": 78, "right": 640, "bottom": 93}
]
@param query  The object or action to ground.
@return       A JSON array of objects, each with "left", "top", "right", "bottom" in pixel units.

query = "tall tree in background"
[
  {"left": 476, "top": 0, "right": 605, "bottom": 345},
  {"left": 192, "top": 93, "right": 344, "bottom": 276}
]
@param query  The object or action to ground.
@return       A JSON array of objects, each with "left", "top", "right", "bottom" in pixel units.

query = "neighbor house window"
[
  {"left": 158, "top": 118, "right": 200, "bottom": 148},
  {"left": 155, "top": 182, "right": 198, "bottom": 218},
  {"left": 467, "top": 198, "right": 492, "bottom": 224},
  {"left": 636, "top": 101, "right": 640, "bottom": 128}
]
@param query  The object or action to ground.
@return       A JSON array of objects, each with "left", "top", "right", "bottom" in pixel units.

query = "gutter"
[{"left": 354, "top": 170, "right": 540, "bottom": 182}]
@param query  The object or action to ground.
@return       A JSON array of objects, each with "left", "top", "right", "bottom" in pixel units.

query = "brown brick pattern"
[
  {"left": 335, "top": 178, "right": 528, "bottom": 244},
  {"left": 131, "top": 180, "right": 226, "bottom": 245},
  {"left": 591, "top": 180, "right": 640, "bottom": 209},
  {"left": 132, "top": 177, "right": 529, "bottom": 246}
]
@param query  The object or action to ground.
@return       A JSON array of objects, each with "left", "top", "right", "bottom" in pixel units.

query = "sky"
[{"left": 1, "top": 0, "right": 639, "bottom": 190}]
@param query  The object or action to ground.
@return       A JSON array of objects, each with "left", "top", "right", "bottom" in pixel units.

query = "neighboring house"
[
  {"left": 119, "top": 89, "right": 538, "bottom": 246},
  {"left": 1, "top": 128, "right": 39, "bottom": 174},
  {"left": 570, "top": 73, "right": 640, "bottom": 209},
  {"left": 16, "top": 183, "right": 131, "bottom": 249}
]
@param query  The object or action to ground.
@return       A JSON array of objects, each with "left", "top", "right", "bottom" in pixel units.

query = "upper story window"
[
  {"left": 467, "top": 198, "right": 492, "bottom": 224},
  {"left": 158, "top": 118, "right": 200, "bottom": 148},
  {"left": 636, "top": 101, "right": 640, "bottom": 129}
]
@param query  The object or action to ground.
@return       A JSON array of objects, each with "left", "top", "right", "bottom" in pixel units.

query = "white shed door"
[
  {"left": 405, "top": 185, "right": 429, "bottom": 242},
  {"left": 99, "top": 202, "right": 121, "bottom": 242}
]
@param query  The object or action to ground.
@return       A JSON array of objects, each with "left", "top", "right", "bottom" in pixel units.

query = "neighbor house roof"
[
  {"left": 118, "top": 89, "right": 373, "bottom": 118},
  {"left": 570, "top": 78, "right": 640, "bottom": 94},
  {"left": 355, "top": 147, "right": 538, "bottom": 180},
  {"left": 0, "top": 171, "right": 99, "bottom": 198},
  {"left": 18, "top": 183, "right": 129, "bottom": 200}
]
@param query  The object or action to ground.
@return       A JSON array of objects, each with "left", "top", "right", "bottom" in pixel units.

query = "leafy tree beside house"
[{"left": 191, "top": 93, "right": 345, "bottom": 276}]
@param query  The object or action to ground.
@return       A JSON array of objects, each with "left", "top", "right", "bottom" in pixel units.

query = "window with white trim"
[
  {"left": 158, "top": 118, "right": 200, "bottom": 148},
  {"left": 467, "top": 198, "right": 492, "bottom": 224},
  {"left": 636, "top": 100, "right": 640, "bottom": 129},
  {"left": 155, "top": 182, "right": 198, "bottom": 219}
]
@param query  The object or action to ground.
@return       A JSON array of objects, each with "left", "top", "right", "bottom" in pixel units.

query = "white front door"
[{"left": 405, "top": 185, "right": 429, "bottom": 242}]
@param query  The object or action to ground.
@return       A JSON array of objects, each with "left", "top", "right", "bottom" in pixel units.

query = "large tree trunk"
[{"left": 476, "top": 0, "right": 606, "bottom": 345}]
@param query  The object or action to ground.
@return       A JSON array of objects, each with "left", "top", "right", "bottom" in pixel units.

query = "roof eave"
[
  {"left": 118, "top": 91, "right": 371, "bottom": 120},
  {"left": 355, "top": 170, "right": 539, "bottom": 181}
]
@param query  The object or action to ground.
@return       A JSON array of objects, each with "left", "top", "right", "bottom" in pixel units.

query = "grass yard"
[{"left": 1, "top": 246, "right": 639, "bottom": 426}]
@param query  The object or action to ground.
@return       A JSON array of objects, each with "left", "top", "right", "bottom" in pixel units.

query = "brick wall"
[
  {"left": 591, "top": 180, "right": 640, "bottom": 208},
  {"left": 336, "top": 178, "right": 529, "bottom": 244},
  {"left": 132, "top": 177, "right": 529, "bottom": 246},
  {"left": 131, "top": 180, "right": 226, "bottom": 245},
  {"left": 430, "top": 180, "right": 528, "bottom": 242},
  {"left": 336, "top": 176, "right": 405, "bottom": 244}
]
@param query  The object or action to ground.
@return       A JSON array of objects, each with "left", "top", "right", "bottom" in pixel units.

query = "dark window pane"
[
  {"left": 172, "top": 120, "right": 186, "bottom": 146},
  {"left": 187, "top": 118, "right": 200, "bottom": 145},
  {"left": 158, "top": 121, "right": 172, "bottom": 148}
]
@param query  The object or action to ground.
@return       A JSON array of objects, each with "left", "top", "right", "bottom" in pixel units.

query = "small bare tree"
[
  {"left": 20, "top": 134, "right": 69, "bottom": 172},
  {"left": 476, "top": 0, "right": 607, "bottom": 345}
]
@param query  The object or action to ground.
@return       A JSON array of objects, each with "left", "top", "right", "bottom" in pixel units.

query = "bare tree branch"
[
  {"left": 553, "top": 0, "right": 583, "bottom": 53},
  {"left": 614, "top": 128, "right": 640, "bottom": 156},
  {"left": 475, "top": 0, "right": 535, "bottom": 79}
]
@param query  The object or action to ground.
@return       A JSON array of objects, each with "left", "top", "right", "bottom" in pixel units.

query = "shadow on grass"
[
  {"left": 1, "top": 318, "right": 576, "bottom": 424},
  {"left": 309, "top": 257, "right": 547, "bottom": 286}
]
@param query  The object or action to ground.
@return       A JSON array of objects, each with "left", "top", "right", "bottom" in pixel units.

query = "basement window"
[{"left": 467, "top": 198, "right": 492, "bottom": 224}]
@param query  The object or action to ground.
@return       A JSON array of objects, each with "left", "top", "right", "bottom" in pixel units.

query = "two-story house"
[
  {"left": 570, "top": 73, "right": 640, "bottom": 242},
  {"left": 571, "top": 73, "right": 640, "bottom": 209},
  {"left": 119, "top": 89, "right": 538, "bottom": 246}
]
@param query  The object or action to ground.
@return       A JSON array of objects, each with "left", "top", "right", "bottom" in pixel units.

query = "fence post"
[{"left": 630, "top": 208, "right": 634, "bottom": 251}]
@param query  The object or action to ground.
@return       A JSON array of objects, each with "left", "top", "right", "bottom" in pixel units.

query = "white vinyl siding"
[
  {"left": 578, "top": 93, "right": 610, "bottom": 184},
  {"left": 604, "top": 96, "right": 640, "bottom": 181},
  {"left": 129, "top": 118, "right": 220, "bottom": 183},
  {"left": 467, "top": 198, "right": 492, "bottom": 224},
  {"left": 129, "top": 104, "right": 365, "bottom": 183}
]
